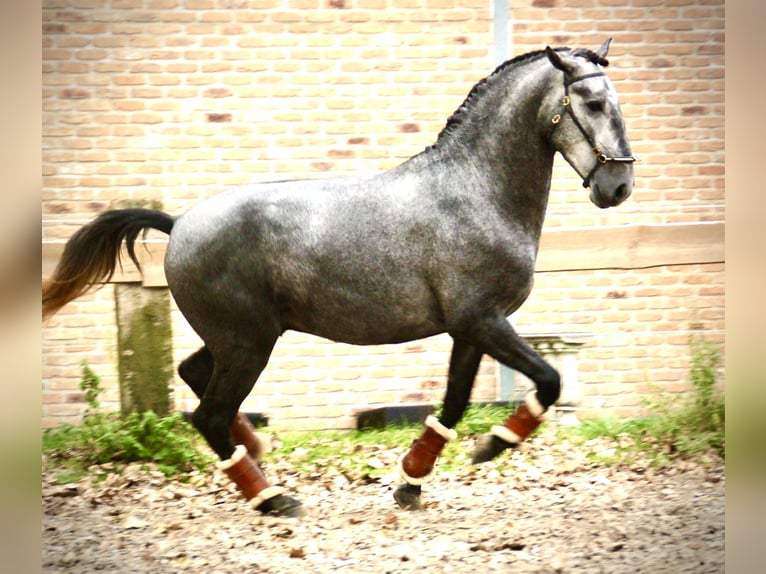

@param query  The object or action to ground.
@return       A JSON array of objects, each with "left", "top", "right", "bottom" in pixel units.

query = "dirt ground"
[{"left": 42, "top": 430, "right": 725, "bottom": 573}]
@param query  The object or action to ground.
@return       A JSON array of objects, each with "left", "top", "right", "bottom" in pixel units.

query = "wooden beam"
[
  {"left": 136, "top": 242, "right": 168, "bottom": 287},
  {"left": 42, "top": 222, "right": 725, "bottom": 287},
  {"left": 536, "top": 221, "right": 724, "bottom": 272},
  {"left": 42, "top": 240, "right": 167, "bottom": 285}
]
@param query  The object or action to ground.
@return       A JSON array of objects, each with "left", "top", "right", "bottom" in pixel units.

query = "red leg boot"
[
  {"left": 399, "top": 416, "right": 457, "bottom": 484},
  {"left": 472, "top": 393, "right": 547, "bottom": 464},
  {"left": 492, "top": 392, "right": 546, "bottom": 444},
  {"left": 217, "top": 445, "right": 304, "bottom": 517},
  {"left": 230, "top": 412, "right": 267, "bottom": 461},
  {"left": 394, "top": 416, "right": 457, "bottom": 510}
]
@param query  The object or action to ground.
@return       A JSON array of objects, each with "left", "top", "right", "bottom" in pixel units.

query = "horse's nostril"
[{"left": 614, "top": 183, "right": 628, "bottom": 202}]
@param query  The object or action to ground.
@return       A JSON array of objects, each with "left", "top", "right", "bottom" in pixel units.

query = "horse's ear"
[
  {"left": 596, "top": 38, "right": 612, "bottom": 59},
  {"left": 546, "top": 46, "right": 575, "bottom": 74}
]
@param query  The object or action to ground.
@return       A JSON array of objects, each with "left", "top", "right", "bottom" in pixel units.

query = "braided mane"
[
  {"left": 430, "top": 46, "right": 609, "bottom": 149},
  {"left": 571, "top": 48, "right": 609, "bottom": 67}
]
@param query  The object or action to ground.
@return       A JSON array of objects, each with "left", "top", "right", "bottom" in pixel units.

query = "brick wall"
[
  {"left": 505, "top": 0, "right": 725, "bottom": 419},
  {"left": 511, "top": 0, "right": 725, "bottom": 226},
  {"left": 42, "top": 0, "right": 724, "bottom": 430}
]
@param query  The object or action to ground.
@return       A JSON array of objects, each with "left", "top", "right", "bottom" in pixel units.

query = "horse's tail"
[{"left": 42, "top": 208, "right": 175, "bottom": 320}]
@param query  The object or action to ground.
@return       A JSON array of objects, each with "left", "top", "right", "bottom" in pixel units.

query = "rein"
[{"left": 551, "top": 71, "right": 639, "bottom": 188}]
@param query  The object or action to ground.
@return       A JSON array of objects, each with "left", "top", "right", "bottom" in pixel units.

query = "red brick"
[{"left": 42, "top": 0, "right": 724, "bottom": 429}]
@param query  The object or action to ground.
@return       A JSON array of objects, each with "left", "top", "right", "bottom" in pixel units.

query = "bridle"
[{"left": 551, "top": 71, "right": 639, "bottom": 188}]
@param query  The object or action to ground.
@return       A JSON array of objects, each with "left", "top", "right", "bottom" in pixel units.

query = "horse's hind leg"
[
  {"left": 178, "top": 346, "right": 268, "bottom": 461},
  {"left": 187, "top": 341, "right": 304, "bottom": 517},
  {"left": 394, "top": 341, "right": 483, "bottom": 510}
]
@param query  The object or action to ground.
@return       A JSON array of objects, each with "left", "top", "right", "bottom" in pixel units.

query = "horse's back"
[{"left": 164, "top": 177, "right": 447, "bottom": 345}]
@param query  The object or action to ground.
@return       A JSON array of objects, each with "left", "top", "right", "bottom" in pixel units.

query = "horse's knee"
[{"left": 534, "top": 365, "right": 561, "bottom": 410}]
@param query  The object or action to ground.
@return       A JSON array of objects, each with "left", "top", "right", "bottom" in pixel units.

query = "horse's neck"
[{"left": 411, "top": 68, "right": 557, "bottom": 238}]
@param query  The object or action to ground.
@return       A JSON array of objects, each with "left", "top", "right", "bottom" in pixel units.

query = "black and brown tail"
[{"left": 42, "top": 208, "right": 175, "bottom": 320}]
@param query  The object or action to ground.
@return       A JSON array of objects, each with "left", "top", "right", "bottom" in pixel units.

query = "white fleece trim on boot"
[
  {"left": 525, "top": 392, "right": 546, "bottom": 418},
  {"left": 216, "top": 444, "right": 247, "bottom": 471},
  {"left": 425, "top": 415, "right": 458, "bottom": 441},
  {"left": 248, "top": 485, "right": 286, "bottom": 510},
  {"left": 396, "top": 454, "right": 434, "bottom": 486},
  {"left": 490, "top": 424, "right": 522, "bottom": 445}
]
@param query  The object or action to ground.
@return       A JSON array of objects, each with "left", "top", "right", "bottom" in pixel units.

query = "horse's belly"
[
  {"left": 280, "top": 290, "right": 445, "bottom": 346},
  {"left": 295, "top": 322, "right": 444, "bottom": 346}
]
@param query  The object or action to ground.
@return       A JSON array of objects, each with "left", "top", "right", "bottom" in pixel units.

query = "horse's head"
[{"left": 544, "top": 39, "right": 637, "bottom": 209}]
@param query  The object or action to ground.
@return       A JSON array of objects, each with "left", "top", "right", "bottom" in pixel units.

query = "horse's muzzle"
[{"left": 590, "top": 174, "right": 633, "bottom": 209}]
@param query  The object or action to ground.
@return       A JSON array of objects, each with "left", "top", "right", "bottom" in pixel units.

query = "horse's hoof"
[
  {"left": 393, "top": 483, "right": 423, "bottom": 511},
  {"left": 255, "top": 494, "right": 306, "bottom": 518},
  {"left": 471, "top": 433, "right": 514, "bottom": 464}
]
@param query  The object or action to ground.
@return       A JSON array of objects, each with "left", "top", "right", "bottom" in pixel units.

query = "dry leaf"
[{"left": 43, "top": 433, "right": 724, "bottom": 573}]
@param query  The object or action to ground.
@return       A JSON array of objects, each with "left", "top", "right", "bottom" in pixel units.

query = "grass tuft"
[
  {"left": 43, "top": 363, "right": 214, "bottom": 483},
  {"left": 44, "top": 337, "right": 723, "bottom": 484},
  {"left": 561, "top": 334, "right": 724, "bottom": 467}
]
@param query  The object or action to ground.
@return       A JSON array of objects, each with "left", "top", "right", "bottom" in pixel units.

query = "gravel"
[{"left": 42, "top": 429, "right": 724, "bottom": 573}]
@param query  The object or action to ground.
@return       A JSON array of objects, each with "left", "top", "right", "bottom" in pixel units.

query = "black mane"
[
  {"left": 571, "top": 48, "right": 609, "bottom": 67},
  {"left": 430, "top": 46, "right": 609, "bottom": 149}
]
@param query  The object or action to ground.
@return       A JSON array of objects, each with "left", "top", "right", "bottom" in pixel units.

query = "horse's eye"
[{"left": 586, "top": 100, "right": 604, "bottom": 113}]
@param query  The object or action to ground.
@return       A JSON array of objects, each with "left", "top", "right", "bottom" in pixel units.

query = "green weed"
[
  {"left": 268, "top": 403, "right": 512, "bottom": 478},
  {"left": 270, "top": 335, "right": 724, "bottom": 478},
  {"left": 453, "top": 402, "right": 510, "bottom": 437},
  {"left": 43, "top": 363, "right": 214, "bottom": 482},
  {"left": 45, "top": 335, "right": 724, "bottom": 485},
  {"left": 563, "top": 334, "right": 725, "bottom": 467}
]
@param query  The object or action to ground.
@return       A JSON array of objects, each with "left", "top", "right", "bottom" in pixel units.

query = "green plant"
[
  {"left": 79, "top": 361, "right": 104, "bottom": 412},
  {"left": 453, "top": 402, "right": 510, "bottom": 437},
  {"left": 268, "top": 403, "right": 514, "bottom": 480},
  {"left": 43, "top": 364, "right": 214, "bottom": 482},
  {"left": 688, "top": 335, "right": 725, "bottom": 434},
  {"left": 271, "top": 424, "right": 420, "bottom": 480},
  {"left": 567, "top": 335, "right": 725, "bottom": 466}
]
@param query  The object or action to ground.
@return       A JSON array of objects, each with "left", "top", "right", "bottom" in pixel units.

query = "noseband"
[{"left": 551, "top": 71, "right": 639, "bottom": 188}]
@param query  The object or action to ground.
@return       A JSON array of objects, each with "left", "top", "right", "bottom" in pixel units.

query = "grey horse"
[{"left": 43, "top": 39, "right": 636, "bottom": 516}]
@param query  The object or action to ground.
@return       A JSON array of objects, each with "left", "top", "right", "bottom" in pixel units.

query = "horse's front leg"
[
  {"left": 394, "top": 341, "right": 483, "bottom": 510},
  {"left": 464, "top": 316, "right": 560, "bottom": 464},
  {"left": 471, "top": 392, "right": 547, "bottom": 463}
]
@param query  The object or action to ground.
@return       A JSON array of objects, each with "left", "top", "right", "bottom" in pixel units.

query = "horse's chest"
[{"left": 444, "top": 234, "right": 537, "bottom": 311}]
